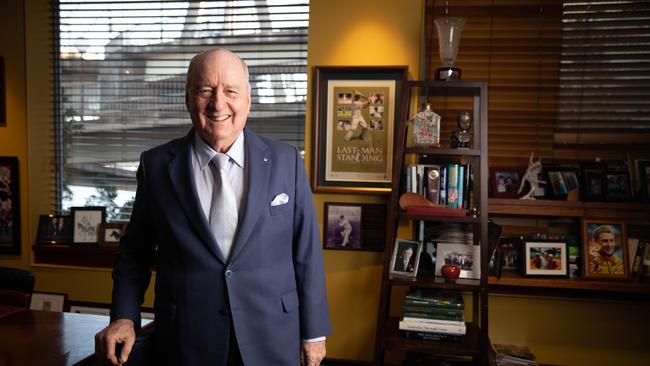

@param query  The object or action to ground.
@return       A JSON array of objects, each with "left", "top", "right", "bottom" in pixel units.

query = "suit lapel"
[
  {"left": 229, "top": 128, "right": 271, "bottom": 262},
  {"left": 168, "top": 130, "right": 227, "bottom": 264}
]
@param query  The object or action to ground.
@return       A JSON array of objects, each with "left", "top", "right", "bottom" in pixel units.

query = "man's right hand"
[{"left": 95, "top": 318, "right": 136, "bottom": 365}]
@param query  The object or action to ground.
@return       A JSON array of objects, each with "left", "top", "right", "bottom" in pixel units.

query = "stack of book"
[
  {"left": 398, "top": 289, "right": 466, "bottom": 342},
  {"left": 492, "top": 344, "right": 538, "bottom": 366}
]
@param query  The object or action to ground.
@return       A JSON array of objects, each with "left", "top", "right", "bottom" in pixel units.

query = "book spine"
[
  {"left": 403, "top": 297, "right": 465, "bottom": 309},
  {"left": 398, "top": 320, "right": 466, "bottom": 335},
  {"left": 402, "top": 316, "right": 465, "bottom": 327},
  {"left": 425, "top": 165, "right": 440, "bottom": 204},
  {"left": 403, "top": 311, "right": 464, "bottom": 321},
  {"left": 447, "top": 163, "right": 459, "bottom": 208},
  {"left": 400, "top": 330, "right": 463, "bottom": 342},
  {"left": 458, "top": 165, "right": 465, "bottom": 209},
  {"left": 417, "top": 164, "right": 425, "bottom": 196},
  {"left": 439, "top": 165, "right": 447, "bottom": 205},
  {"left": 410, "top": 165, "right": 417, "bottom": 193}
]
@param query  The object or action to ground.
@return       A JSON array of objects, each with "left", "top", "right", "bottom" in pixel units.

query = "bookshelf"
[{"left": 373, "top": 80, "right": 489, "bottom": 365}]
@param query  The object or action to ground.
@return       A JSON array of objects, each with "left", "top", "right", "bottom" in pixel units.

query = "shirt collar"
[{"left": 193, "top": 130, "right": 245, "bottom": 171}]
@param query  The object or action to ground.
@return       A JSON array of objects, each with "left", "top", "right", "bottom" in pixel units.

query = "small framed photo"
[
  {"left": 580, "top": 162, "right": 606, "bottom": 201},
  {"left": 524, "top": 241, "right": 568, "bottom": 277},
  {"left": 604, "top": 171, "right": 631, "bottom": 201},
  {"left": 69, "top": 305, "right": 111, "bottom": 316},
  {"left": 435, "top": 242, "right": 481, "bottom": 279},
  {"left": 29, "top": 292, "right": 67, "bottom": 312},
  {"left": 543, "top": 167, "right": 580, "bottom": 200},
  {"left": 490, "top": 167, "right": 521, "bottom": 198},
  {"left": 71, "top": 206, "right": 106, "bottom": 244},
  {"left": 499, "top": 235, "right": 525, "bottom": 272},
  {"left": 636, "top": 161, "right": 650, "bottom": 202},
  {"left": 99, "top": 222, "right": 126, "bottom": 247},
  {"left": 390, "top": 239, "right": 423, "bottom": 278},
  {"left": 582, "top": 220, "right": 628, "bottom": 279},
  {"left": 35, "top": 215, "right": 73, "bottom": 244},
  {"left": 323, "top": 202, "right": 386, "bottom": 251}
]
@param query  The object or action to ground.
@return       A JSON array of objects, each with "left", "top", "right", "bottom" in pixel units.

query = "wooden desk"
[{"left": 0, "top": 310, "right": 110, "bottom": 366}]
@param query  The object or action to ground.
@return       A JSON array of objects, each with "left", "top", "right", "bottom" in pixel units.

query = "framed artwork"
[
  {"left": 71, "top": 206, "right": 106, "bottom": 244},
  {"left": 0, "top": 56, "right": 5, "bottom": 126},
  {"left": 323, "top": 202, "right": 386, "bottom": 251},
  {"left": 523, "top": 241, "right": 568, "bottom": 277},
  {"left": 542, "top": 166, "right": 580, "bottom": 200},
  {"left": 35, "top": 215, "right": 73, "bottom": 244},
  {"left": 311, "top": 66, "right": 408, "bottom": 194},
  {"left": 29, "top": 292, "right": 67, "bottom": 312},
  {"left": 434, "top": 242, "right": 481, "bottom": 279},
  {"left": 636, "top": 160, "right": 650, "bottom": 202},
  {"left": 390, "top": 239, "right": 422, "bottom": 278},
  {"left": 604, "top": 171, "right": 631, "bottom": 201},
  {"left": 581, "top": 219, "right": 628, "bottom": 279},
  {"left": 499, "top": 235, "right": 525, "bottom": 272},
  {"left": 580, "top": 162, "right": 606, "bottom": 201},
  {"left": 98, "top": 222, "right": 126, "bottom": 247},
  {"left": 489, "top": 167, "right": 521, "bottom": 198},
  {"left": 0, "top": 156, "right": 20, "bottom": 255}
]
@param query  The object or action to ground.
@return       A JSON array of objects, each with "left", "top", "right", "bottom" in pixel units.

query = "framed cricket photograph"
[
  {"left": 581, "top": 219, "right": 628, "bottom": 279},
  {"left": 29, "top": 292, "right": 68, "bottom": 312},
  {"left": 0, "top": 156, "right": 20, "bottom": 254},
  {"left": 322, "top": 203, "right": 386, "bottom": 251},
  {"left": 490, "top": 167, "right": 521, "bottom": 198},
  {"left": 35, "top": 215, "right": 73, "bottom": 244},
  {"left": 311, "top": 66, "right": 407, "bottom": 194},
  {"left": 580, "top": 162, "right": 606, "bottom": 201},
  {"left": 390, "top": 239, "right": 422, "bottom": 278},
  {"left": 542, "top": 166, "right": 580, "bottom": 200},
  {"left": 499, "top": 235, "right": 525, "bottom": 272},
  {"left": 434, "top": 242, "right": 481, "bottom": 279},
  {"left": 98, "top": 222, "right": 126, "bottom": 247},
  {"left": 523, "top": 241, "right": 568, "bottom": 277},
  {"left": 71, "top": 206, "right": 106, "bottom": 244},
  {"left": 604, "top": 171, "right": 631, "bottom": 201}
]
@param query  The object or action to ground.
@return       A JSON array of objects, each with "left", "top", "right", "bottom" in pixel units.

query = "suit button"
[{"left": 225, "top": 270, "right": 233, "bottom": 279}]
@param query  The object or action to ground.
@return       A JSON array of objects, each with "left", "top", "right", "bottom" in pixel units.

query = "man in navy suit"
[{"left": 95, "top": 48, "right": 331, "bottom": 366}]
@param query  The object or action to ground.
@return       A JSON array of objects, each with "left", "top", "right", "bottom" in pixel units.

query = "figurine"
[
  {"left": 450, "top": 111, "right": 472, "bottom": 149},
  {"left": 518, "top": 152, "right": 546, "bottom": 200}
]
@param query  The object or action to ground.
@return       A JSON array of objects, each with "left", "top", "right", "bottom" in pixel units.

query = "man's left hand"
[{"left": 300, "top": 340, "right": 326, "bottom": 366}]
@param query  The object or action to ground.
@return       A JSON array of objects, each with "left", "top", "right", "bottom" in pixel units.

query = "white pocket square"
[{"left": 271, "top": 193, "right": 290, "bottom": 206}]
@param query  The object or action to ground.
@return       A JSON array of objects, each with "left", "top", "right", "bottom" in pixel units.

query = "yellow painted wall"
[{"left": 1, "top": 0, "right": 648, "bottom": 365}]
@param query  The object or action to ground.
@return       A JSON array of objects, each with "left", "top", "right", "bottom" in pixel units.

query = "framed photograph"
[
  {"left": 29, "top": 292, "right": 67, "bottom": 312},
  {"left": 98, "top": 222, "right": 126, "bottom": 247},
  {"left": 636, "top": 160, "right": 650, "bottom": 202},
  {"left": 499, "top": 235, "right": 525, "bottom": 272},
  {"left": 543, "top": 166, "right": 579, "bottom": 200},
  {"left": 580, "top": 162, "right": 606, "bottom": 201},
  {"left": 524, "top": 241, "right": 568, "bottom": 277},
  {"left": 582, "top": 220, "right": 628, "bottom": 279},
  {"left": 323, "top": 202, "right": 386, "bottom": 251},
  {"left": 435, "top": 242, "right": 481, "bottom": 279},
  {"left": 35, "top": 215, "right": 73, "bottom": 244},
  {"left": 490, "top": 167, "right": 521, "bottom": 198},
  {"left": 0, "top": 56, "right": 5, "bottom": 126},
  {"left": 390, "top": 239, "right": 422, "bottom": 278},
  {"left": 69, "top": 305, "right": 111, "bottom": 316},
  {"left": 0, "top": 156, "right": 20, "bottom": 254},
  {"left": 311, "top": 66, "right": 408, "bottom": 194},
  {"left": 604, "top": 171, "right": 631, "bottom": 201},
  {"left": 71, "top": 206, "right": 106, "bottom": 244}
]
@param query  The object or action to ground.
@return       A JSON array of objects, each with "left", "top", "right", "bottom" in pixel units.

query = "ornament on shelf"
[
  {"left": 410, "top": 103, "right": 441, "bottom": 147},
  {"left": 450, "top": 111, "right": 472, "bottom": 149}
]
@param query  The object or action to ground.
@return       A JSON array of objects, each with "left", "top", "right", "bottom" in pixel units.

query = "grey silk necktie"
[{"left": 209, "top": 153, "right": 238, "bottom": 259}]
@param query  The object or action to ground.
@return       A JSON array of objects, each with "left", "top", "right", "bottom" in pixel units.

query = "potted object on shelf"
[{"left": 441, "top": 263, "right": 461, "bottom": 281}]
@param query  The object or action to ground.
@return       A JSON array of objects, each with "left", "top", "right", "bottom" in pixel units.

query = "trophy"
[
  {"left": 410, "top": 103, "right": 441, "bottom": 147},
  {"left": 450, "top": 111, "right": 472, "bottom": 149},
  {"left": 434, "top": 17, "right": 465, "bottom": 81}
]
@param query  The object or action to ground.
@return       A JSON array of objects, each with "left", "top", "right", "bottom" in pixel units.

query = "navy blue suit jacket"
[{"left": 111, "top": 128, "right": 331, "bottom": 365}]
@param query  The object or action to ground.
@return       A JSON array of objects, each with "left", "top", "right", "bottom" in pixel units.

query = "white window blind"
[
  {"left": 555, "top": 1, "right": 650, "bottom": 162},
  {"left": 54, "top": 0, "right": 309, "bottom": 220}
]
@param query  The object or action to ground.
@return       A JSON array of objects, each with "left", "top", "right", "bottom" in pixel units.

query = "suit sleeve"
[
  {"left": 291, "top": 148, "right": 332, "bottom": 339},
  {"left": 110, "top": 152, "right": 156, "bottom": 327}
]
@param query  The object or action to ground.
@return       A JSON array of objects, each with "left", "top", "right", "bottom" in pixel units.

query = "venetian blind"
[
  {"left": 555, "top": 1, "right": 650, "bottom": 162},
  {"left": 425, "top": 0, "right": 563, "bottom": 167},
  {"left": 53, "top": 0, "right": 309, "bottom": 219}
]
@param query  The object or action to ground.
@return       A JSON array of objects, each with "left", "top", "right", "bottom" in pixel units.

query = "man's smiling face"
[{"left": 185, "top": 49, "right": 251, "bottom": 152}]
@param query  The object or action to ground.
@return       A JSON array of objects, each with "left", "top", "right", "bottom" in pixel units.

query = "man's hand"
[
  {"left": 95, "top": 318, "right": 136, "bottom": 366},
  {"left": 300, "top": 340, "right": 326, "bottom": 366}
]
